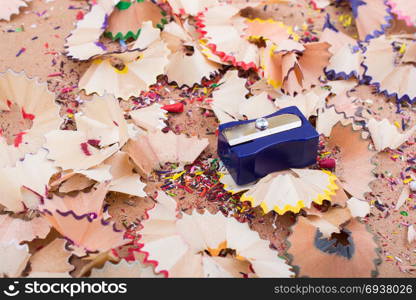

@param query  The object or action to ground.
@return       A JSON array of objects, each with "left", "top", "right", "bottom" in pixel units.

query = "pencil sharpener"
[{"left": 217, "top": 106, "right": 319, "bottom": 186}]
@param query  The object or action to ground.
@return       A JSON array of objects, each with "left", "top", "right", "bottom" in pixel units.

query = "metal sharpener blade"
[{"left": 223, "top": 113, "right": 302, "bottom": 146}]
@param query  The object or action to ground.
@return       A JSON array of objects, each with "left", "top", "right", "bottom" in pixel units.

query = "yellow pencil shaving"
[
  {"left": 172, "top": 171, "right": 186, "bottom": 180},
  {"left": 399, "top": 43, "right": 407, "bottom": 54},
  {"left": 339, "top": 14, "right": 352, "bottom": 27},
  {"left": 394, "top": 121, "right": 401, "bottom": 129}
]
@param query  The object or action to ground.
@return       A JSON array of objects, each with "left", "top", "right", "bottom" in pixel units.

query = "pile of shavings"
[
  {"left": 156, "top": 158, "right": 256, "bottom": 221},
  {"left": 0, "top": 0, "right": 416, "bottom": 278}
]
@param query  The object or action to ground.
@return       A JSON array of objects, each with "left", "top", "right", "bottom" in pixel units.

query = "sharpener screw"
[{"left": 255, "top": 118, "right": 269, "bottom": 131}]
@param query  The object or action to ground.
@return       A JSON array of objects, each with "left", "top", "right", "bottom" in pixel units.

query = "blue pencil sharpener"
[{"left": 217, "top": 106, "right": 319, "bottom": 186}]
